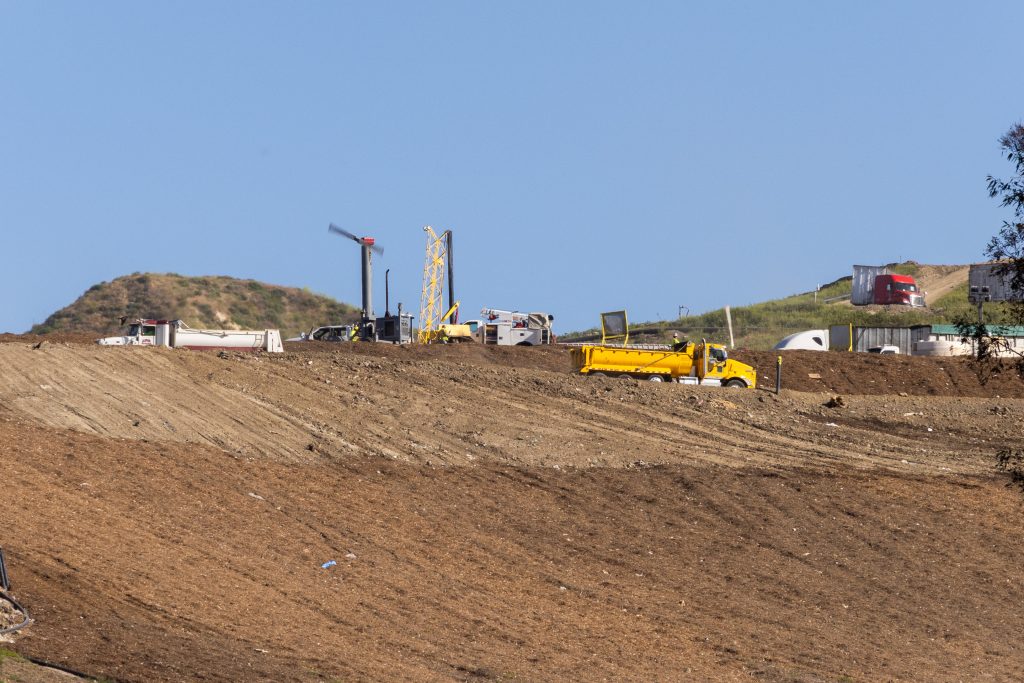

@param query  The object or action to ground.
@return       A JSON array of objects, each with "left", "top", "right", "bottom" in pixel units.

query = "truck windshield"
[
  {"left": 894, "top": 283, "right": 917, "bottom": 292},
  {"left": 128, "top": 324, "right": 140, "bottom": 336}
]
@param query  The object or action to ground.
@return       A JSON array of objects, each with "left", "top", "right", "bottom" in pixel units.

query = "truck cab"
[
  {"left": 98, "top": 319, "right": 168, "bottom": 346},
  {"left": 873, "top": 274, "right": 925, "bottom": 307},
  {"left": 688, "top": 342, "right": 754, "bottom": 387}
]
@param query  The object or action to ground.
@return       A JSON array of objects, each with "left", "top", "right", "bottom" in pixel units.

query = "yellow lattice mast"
[{"left": 418, "top": 226, "right": 449, "bottom": 343}]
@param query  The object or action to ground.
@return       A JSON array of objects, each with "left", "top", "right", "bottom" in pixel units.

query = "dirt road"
[{"left": 0, "top": 339, "right": 1022, "bottom": 681}]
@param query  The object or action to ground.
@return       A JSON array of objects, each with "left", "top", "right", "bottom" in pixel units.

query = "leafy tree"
[
  {"left": 959, "top": 124, "right": 1024, "bottom": 366},
  {"left": 985, "top": 123, "right": 1024, "bottom": 299},
  {"left": 963, "top": 123, "right": 1024, "bottom": 492}
]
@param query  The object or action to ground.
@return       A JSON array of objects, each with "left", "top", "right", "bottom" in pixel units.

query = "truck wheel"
[
  {"left": 648, "top": 375, "right": 665, "bottom": 382},
  {"left": 724, "top": 379, "right": 746, "bottom": 388},
  {"left": 589, "top": 372, "right": 607, "bottom": 378}
]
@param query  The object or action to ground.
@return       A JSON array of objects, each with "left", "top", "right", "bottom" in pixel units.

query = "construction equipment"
[
  {"left": 479, "top": 308, "right": 554, "bottom": 345},
  {"left": 329, "top": 223, "right": 384, "bottom": 340},
  {"left": 418, "top": 226, "right": 458, "bottom": 343},
  {"left": 600, "top": 311, "right": 629, "bottom": 346},
  {"left": 570, "top": 339, "right": 756, "bottom": 387},
  {"left": 97, "top": 319, "right": 284, "bottom": 352},
  {"left": 375, "top": 268, "right": 414, "bottom": 343}
]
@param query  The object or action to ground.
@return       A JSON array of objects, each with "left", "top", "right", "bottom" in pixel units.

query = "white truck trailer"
[{"left": 97, "top": 319, "right": 284, "bottom": 353}]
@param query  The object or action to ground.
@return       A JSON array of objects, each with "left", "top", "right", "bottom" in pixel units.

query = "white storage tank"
[{"left": 912, "top": 340, "right": 970, "bottom": 356}]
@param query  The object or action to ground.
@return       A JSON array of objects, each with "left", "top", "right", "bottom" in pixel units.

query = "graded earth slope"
[{"left": 0, "top": 339, "right": 1022, "bottom": 682}]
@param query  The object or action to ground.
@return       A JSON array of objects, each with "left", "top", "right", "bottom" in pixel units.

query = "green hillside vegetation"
[
  {"left": 564, "top": 264, "right": 1016, "bottom": 350},
  {"left": 31, "top": 273, "right": 358, "bottom": 337}
]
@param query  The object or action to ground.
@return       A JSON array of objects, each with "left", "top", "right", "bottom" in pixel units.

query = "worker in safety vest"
[
  {"left": 671, "top": 332, "right": 688, "bottom": 352},
  {"left": 349, "top": 324, "right": 359, "bottom": 341}
]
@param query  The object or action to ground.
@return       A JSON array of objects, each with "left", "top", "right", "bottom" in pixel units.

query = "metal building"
[
  {"left": 829, "top": 325, "right": 932, "bottom": 354},
  {"left": 968, "top": 262, "right": 1022, "bottom": 303}
]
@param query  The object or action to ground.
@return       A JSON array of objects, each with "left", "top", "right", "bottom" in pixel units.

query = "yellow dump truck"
[{"left": 570, "top": 340, "right": 756, "bottom": 388}]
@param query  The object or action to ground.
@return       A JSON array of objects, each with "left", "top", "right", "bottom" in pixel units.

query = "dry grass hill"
[
  {"left": 29, "top": 273, "right": 358, "bottom": 338},
  {"left": 564, "top": 262, "right": 996, "bottom": 349}
]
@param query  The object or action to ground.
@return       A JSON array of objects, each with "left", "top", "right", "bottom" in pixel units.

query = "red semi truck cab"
[{"left": 872, "top": 274, "right": 925, "bottom": 307}]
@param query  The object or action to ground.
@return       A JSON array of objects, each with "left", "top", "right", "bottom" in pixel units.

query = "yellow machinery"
[
  {"left": 570, "top": 340, "right": 757, "bottom": 388},
  {"left": 418, "top": 226, "right": 454, "bottom": 343},
  {"left": 600, "top": 310, "right": 629, "bottom": 346}
]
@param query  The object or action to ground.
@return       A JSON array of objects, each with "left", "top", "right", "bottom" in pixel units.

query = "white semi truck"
[{"left": 97, "top": 319, "right": 284, "bottom": 353}]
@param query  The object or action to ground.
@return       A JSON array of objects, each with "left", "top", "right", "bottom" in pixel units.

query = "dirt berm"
[{"left": 0, "top": 338, "right": 1022, "bottom": 682}]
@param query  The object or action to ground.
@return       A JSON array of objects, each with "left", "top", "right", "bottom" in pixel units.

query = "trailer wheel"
[
  {"left": 648, "top": 375, "right": 665, "bottom": 382},
  {"left": 724, "top": 379, "right": 746, "bottom": 388}
]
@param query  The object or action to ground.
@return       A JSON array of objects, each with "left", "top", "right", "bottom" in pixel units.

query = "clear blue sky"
[{"left": 2, "top": 2, "right": 1022, "bottom": 334}]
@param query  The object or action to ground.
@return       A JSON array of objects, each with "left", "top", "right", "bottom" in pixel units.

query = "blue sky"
[{"left": 2, "top": 2, "right": 1021, "bottom": 334}]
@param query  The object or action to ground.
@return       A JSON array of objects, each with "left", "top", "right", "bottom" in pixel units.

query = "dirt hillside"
[
  {"left": 914, "top": 264, "right": 971, "bottom": 302},
  {"left": 0, "top": 338, "right": 1022, "bottom": 682}
]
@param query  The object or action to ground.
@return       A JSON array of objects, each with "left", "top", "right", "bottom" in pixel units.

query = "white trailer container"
[
  {"left": 851, "top": 265, "right": 889, "bottom": 305},
  {"left": 97, "top": 319, "right": 283, "bottom": 352}
]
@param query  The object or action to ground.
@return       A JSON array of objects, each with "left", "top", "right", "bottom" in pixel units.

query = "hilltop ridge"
[
  {"left": 564, "top": 262, "right": 1001, "bottom": 349},
  {"left": 30, "top": 272, "right": 358, "bottom": 337}
]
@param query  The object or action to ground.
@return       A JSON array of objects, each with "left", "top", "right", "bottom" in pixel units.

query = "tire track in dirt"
[
  {"left": 0, "top": 343, "right": 1010, "bottom": 479},
  {"left": 0, "top": 345, "right": 320, "bottom": 461}
]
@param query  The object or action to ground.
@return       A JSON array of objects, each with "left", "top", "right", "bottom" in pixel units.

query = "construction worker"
[
  {"left": 671, "top": 332, "right": 688, "bottom": 352},
  {"left": 349, "top": 324, "right": 359, "bottom": 341}
]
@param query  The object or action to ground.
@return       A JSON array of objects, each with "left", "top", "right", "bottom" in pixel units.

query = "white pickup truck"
[{"left": 867, "top": 345, "right": 900, "bottom": 355}]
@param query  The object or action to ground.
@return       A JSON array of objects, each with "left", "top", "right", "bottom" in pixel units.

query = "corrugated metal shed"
[
  {"left": 829, "top": 325, "right": 851, "bottom": 351},
  {"left": 851, "top": 265, "right": 888, "bottom": 305},
  {"left": 829, "top": 325, "right": 931, "bottom": 354}
]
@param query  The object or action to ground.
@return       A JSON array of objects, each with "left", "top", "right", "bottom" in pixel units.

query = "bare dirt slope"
[
  {"left": 1, "top": 339, "right": 1023, "bottom": 682},
  {"left": 913, "top": 264, "right": 971, "bottom": 303}
]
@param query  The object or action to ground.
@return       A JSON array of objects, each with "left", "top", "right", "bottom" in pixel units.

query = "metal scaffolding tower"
[{"left": 418, "top": 226, "right": 454, "bottom": 343}]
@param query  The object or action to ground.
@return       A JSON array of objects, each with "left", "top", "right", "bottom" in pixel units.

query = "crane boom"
[{"left": 418, "top": 226, "right": 451, "bottom": 343}]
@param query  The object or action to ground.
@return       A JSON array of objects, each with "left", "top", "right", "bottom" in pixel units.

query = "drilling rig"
[{"left": 418, "top": 226, "right": 464, "bottom": 343}]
